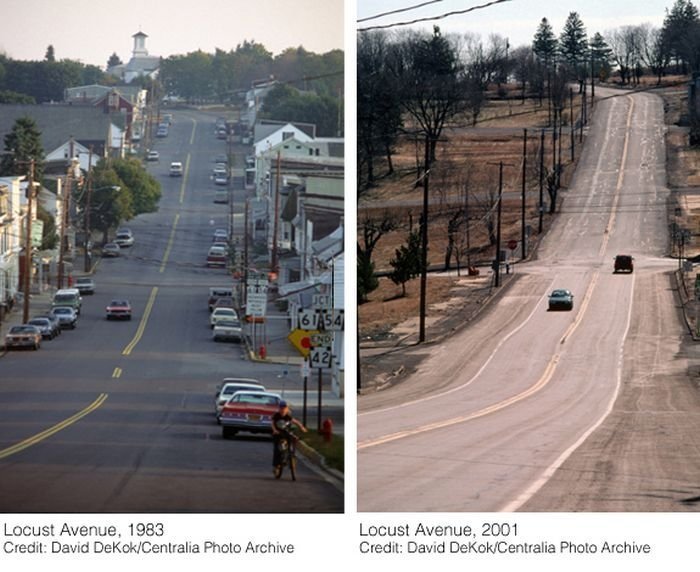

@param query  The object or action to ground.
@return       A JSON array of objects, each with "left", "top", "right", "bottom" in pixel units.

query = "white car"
[
  {"left": 114, "top": 230, "right": 134, "bottom": 247},
  {"left": 214, "top": 379, "right": 265, "bottom": 417},
  {"left": 213, "top": 319, "right": 242, "bottom": 342},
  {"left": 210, "top": 307, "right": 238, "bottom": 329},
  {"left": 146, "top": 150, "right": 159, "bottom": 161},
  {"left": 169, "top": 161, "right": 183, "bottom": 176}
]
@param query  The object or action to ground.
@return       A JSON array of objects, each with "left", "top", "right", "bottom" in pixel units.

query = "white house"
[{"left": 0, "top": 177, "right": 24, "bottom": 314}]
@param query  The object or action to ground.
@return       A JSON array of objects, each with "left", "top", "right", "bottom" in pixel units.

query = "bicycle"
[{"left": 273, "top": 422, "right": 299, "bottom": 481}]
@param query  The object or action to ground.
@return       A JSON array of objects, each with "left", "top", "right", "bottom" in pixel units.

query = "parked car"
[
  {"left": 548, "top": 289, "right": 574, "bottom": 311},
  {"left": 206, "top": 245, "right": 227, "bottom": 268},
  {"left": 215, "top": 379, "right": 266, "bottom": 418},
  {"left": 210, "top": 307, "right": 238, "bottom": 329},
  {"left": 5, "top": 325, "right": 42, "bottom": 350},
  {"left": 27, "top": 317, "right": 55, "bottom": 340},
  {"left": 52, "top": 288, "right": 82, "bottom": 315},
  {"left": 156, "top": 126, "right": 168, "bottom": 138},
  {"left": 169, "top": 161, "right": 183, "bottom": 176},
  {"left": 214, "top": 154, "right": 228, "bottom": 165},
  {"left": 75, "top": 277, "right": 95, "bottom": 295},
  {"left": 213, "top": 228, "right": 228, "bottom": 242},
  {"left": 213, "top": 319, "right": 243, "bottom": 343},
  {"left": 106, "top": 299, "right": 132, "bottom": 320},
  {"left": 146, "top": 150, "right": 160, "bottom": 161},
  {"left": 50, "top": 306, "right": 78, "bottom": 329},
  {"left": 220, "top": 391, "right": 281, "bottom": 438},
  {"left": 614, "top": 254, "right": 634, "bottom": 273},
  {"left": 114, "top": 230, "right": 134, "bottom": 247},
  {"left": 214, "top": 188, "right": 229, "bottom": 203},
  {"left": 208, "top": 287, "right": 234, "bottom": 312},
  {"left": 102, "top": 243, "right": 121, "bottom": 257},
  {"left": 212, "top": 297, "right": 234, "bottom": 311},
  {"left": 35, "top": 313, "right": 62, "bottom": 337}
]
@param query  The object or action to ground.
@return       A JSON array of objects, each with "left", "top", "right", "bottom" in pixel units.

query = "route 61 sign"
[{"left": 310, "top": 346, "right": 332, "bottom": 369}]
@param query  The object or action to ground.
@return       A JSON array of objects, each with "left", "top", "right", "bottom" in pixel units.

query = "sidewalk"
[{"left": 0, "top": 290, "right": 54, "bottom": 349}]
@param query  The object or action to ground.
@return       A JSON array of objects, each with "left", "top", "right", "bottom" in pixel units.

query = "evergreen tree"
[
  {"left": 389, "top": 229, "right": 424, "bottom": 297},
  {"left": 357, "top": 252, "right": 379, "bottom": 304},
  {"left": 661, "top": 0, "right": 700, "bottom": 72},
  {"left": 45, "top": 45, "right": 55, "bottom": 62},
  {"left": 0, "top": 116, "right": 45, "bottom": 181},
  {"left": 533, "top": 18, "right": 558, "bottom": 65},
  {"left": 559, "top": 12, "right": 588, "bottom": 90},
  {"left": 589, "top": 32, "right": 613, "bottom": 80},
  {"left": 107, "top": 52, "right": 122, "bottom": 69}
]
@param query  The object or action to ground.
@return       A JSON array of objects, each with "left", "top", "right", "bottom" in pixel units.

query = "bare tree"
[{"left": 606, "top": 26, "right": 640, "bottom": 85}]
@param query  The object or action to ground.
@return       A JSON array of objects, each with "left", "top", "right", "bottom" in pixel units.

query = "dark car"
[
  {"left": 35, "top": 314, "right": 61, "bottom": 337},
  {"left": 614, "top": 254, "right": 634, "bottom": 273},
  {"left": 27, "top": 317, "right": 55, "bottom": 340},
  {"left": 548, "top": 289, "right": 574, "bottom": 311}
]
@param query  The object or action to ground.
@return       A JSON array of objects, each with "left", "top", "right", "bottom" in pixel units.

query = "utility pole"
[
  {"left": 57, "top": 162, "right": 73, "bottom": 289},
  {"left": 495, "top": 162, "right": 504, "bottom": 287},
  {"left": 521, "top": 129, "right": 527, "bottom": 260},
  {"left": 418, "top": 134, "right": 431, "bottom": 343},
  {"left": 539, "top": 128, "right": 545, "bottom": 234},
  {"left": 570, "top": 88, "right": 575, "bottom": 163},
  {"left": 243, "top": 197, "right": 249, "bottom": 308},
  {"left": 22, "top": 159, "right": 35, "bottom": 324},
  {"left": 270, "top": 151, "right": 281, "bottom": 278},
  {"left": 84, "top": 147, "right": 93, "bottom": 273}
]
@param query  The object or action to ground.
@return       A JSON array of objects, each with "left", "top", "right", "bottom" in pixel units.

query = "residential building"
[
  {"left": 0, "top": 177, "right": 24, "bottom": 319},
  {"left": 107, "top": 31, "right": 160, "bottom": 84}
]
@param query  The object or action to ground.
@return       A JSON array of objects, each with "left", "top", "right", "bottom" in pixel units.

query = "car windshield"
[
  {"left": 551, "top": 290, "right": 569, "bottom": 297},
  {"left": 217, "top": 320, "right": 240, "bottom": 327},
  {"left": 11, "top": 326, "right": 35, "bottom": 333},
  {"left": 53, "top": 308, "right": 72, "bottom": 314},
  {"left": 214, "top": 308, "right": 235, "bottom": 316},
  {"left": 77, "top": 278, "right": 91, "bottom": 284},
  {"left": 110, "top": 300, "right": 128, "bottom": 307}
]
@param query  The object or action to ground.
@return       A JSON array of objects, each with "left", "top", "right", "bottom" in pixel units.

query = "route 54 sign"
[{"left": 310, "top": 346, "right": 333, "bottom": 369}]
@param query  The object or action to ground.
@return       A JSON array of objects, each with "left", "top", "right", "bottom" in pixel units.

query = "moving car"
[
  {"left": 214, "top": 188, "right": 229, "bottom": 203},
  {"left": 213, "top": 228, "right": 228, "bottom": 242},
  {"left": 114, "top": 229, "right": 134, "bottom": 247},
  {"left": 50, "top": 306, "right": 77, "bottom": 329},
  {"left": 219, "top": 391, "right": 281, "bottom": 438},
  {"left": 102, "top": 242, "right": 120, "bottom": 257},
  {"left": 169, "top": 161, "right": 183, "bottom": 176},
  {"left": 548, "top": 289, "right": 574, "bottom": 311},
  {"left": 208, "top": 287, "right": 233, "bottom": 312},
  {"left": 27, "top": 317, "right": 55, "bottom": 340},
  {"left": 75, "top": 277, "right": 95, "bottom": 295},
  {"left": 156, "top": 125, "right": 168, "bottom": 138},
  {"left": 213, "top": 318, "right": 243, "bottom": 343},
  {"left": 210, "top": 307, "right": 238, "bottom": 329},
  {"left": 146, "top": 150, "right": 159, "bottom": 161},
  {"left": 106, "top": 299, "right": 132, "bottom": 320},
  {"left": 206, "top": 245, "right": 227, "bottom": 268},
  {"left": 215, "top": 379, "right": 266, "bottom": 419},
  {"left": 5, "top": 325, "right": 42, "bottom": 350},
  {"left": 614, "top": 254, "right": 634, "bottom": 273}
]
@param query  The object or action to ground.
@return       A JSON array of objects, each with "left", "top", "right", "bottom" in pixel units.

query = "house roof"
[
  {"left": 0, "top": 104, "right": 112, "bottom": 156},
  {"left": 253, "top": 120, "right": 316, "bottom": 143}
]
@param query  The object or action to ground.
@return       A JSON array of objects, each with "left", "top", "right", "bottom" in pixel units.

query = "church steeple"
[{"left": 132, "top": 31, "right": 148, "bottom": 57}]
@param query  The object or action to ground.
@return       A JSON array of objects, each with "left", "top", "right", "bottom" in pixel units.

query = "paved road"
[
  {"left": 358, "top": 88, "right": 690, "bottom": 512},
  {"left": 0, "top": 110, "right": 343, "bottom": 513}
]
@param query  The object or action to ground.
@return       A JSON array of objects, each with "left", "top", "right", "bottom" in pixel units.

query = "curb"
[{"left": 297, "top": 441, "right": 344, "bottom": 484}]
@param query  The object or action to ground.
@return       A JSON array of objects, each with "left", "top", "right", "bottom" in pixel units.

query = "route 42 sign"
[{"left": 310, "top": 346, "right": 333, "bottom": 369}]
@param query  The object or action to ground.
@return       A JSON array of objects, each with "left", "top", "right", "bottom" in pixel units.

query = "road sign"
[
  {"left": 312, "top": 294, "right": 331, "bottom": 308},
  {"left": 300, "top": 359, "right": 311, "bottom": 379},
  {"left": 247, "top": 292, "right": 267, "bottom": 316},
  {"left": 287, "top": 328, "right": 317, "bottom": 357},
  {"left": 507, "top": 239, "right": 518, "bottom": 250},
  {"left": 298, "top": 308, "right": 319, "bottom": 330},
  {"left": 318, "top": 309, "right": 344, "bottom": 331},
  {"left": 311, "top": 332, "right": 333, "bottom": 347},
  {"left": 310, "top": 346, "right": 333, "bottom": 369}
]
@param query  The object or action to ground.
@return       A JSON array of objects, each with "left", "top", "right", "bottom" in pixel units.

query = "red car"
[
  {"left": 106, "top": 299, "right": 132, "bottom": 320},
  {"left": 220, "top": 391, "right": 281, "bottom": 439}
]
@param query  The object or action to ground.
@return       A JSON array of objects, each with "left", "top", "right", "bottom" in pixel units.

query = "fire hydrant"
[
  {"left": 259, "top": 345, "right": 266, "bottom": 360},
  {"left": 321, "top": 418, "right": 333, "bottom": 443}
]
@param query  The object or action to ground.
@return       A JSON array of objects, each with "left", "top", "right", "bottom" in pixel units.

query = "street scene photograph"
[
  {"left": 0, "top": 0, "right": 344, "bottom": 513},
  {"left": 358, "top": 0, "right": 700, "bottom": 512}
]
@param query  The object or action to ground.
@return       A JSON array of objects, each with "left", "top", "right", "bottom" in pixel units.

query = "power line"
[
  {"left": 358, "top": 0, "right": 513, "bottom": 32},
  {"left": 359, "top": 0, "right": 447, "bottom": 23}
]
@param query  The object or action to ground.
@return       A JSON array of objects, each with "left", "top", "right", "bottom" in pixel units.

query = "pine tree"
[
  {"left": 559, "top": 12, "right": 588, "bottom": 67},
  {"left": 532, "top": 18, "right": 558, "bottom": 65},
  {"left": 589, "top": 32, "right": 612, "bottom": 80},
  {"left": 0, "top": 117, "right": 45, "bottom": 181},
  {"left": 389, "top": 230, "right": 424, "bottom": 297},
  {"left": 661, "top": 0, "right": 700, "bottom": 72},
  {"left": 44, "top": 45, "right": 55, "bottom": 62}
]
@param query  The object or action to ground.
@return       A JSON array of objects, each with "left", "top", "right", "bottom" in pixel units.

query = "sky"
[
  {"left": 0, "top": 0, "right": 344, "bottom": 67},
  {"left": 357, "top": 0, "right": 673, "bottom": 47}
]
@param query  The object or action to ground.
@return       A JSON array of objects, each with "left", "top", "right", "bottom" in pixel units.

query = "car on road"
[
  {"left": 75, "top": 277, "right": 95, "bottom": 295},
  {"left": 206, "top": 245, "right": 227, "bottom": 268},
  {"left": 114, "top": 229, "right": 134, "bottom": 247},
  {"left": 214, "top": 154, "right": 228, "bottom": 165},
  {"left": 27, "top": 317, "right": 55, "bottom": 340},
  {"left": 35, "top": 313, "right": 62, "bottom": 337},
  {"left": 220, "top": 391, "right": 282, "bottom": 438},
  {"left": 548, "top": 289, "right": 574, "bottom": 311},
  {"left": 156, "top": 125, "right": 168, "bottom": 138},
  {"left": 146, "top": 150, "right": 159, "bottom": 161},
  {"left": 213, "top": 228, "right": 228, "bottom": 242},
  {"left": 214, "top": 188, "right": 229, "bottom": 203},
  {"left": 106, "top": 299, "right": 132, "bottom": 320},
  {"left": 213, "top": 318, "right": 243, "bottom": 343},
  {"left": 215, "top": 379, "right": 266, "bottom": 419},
  {"left": 4, "top": 325, "right": 42, "bottom": 350},
  {"left": 210, "top": 307, "right": 238, "bottom": 328},
  {"left": 52, "top": 288, "right": 82, "bottom": 315},
  {"left": 212, "top": 297, "right": 234, "bottom": 312},
  {"left": 169, "top": 161, "right": 183, "bottom": 176},
  {"left": 102, "top": 242, "right": 120, "bottom": 257},
  {"left": 614, "top": 254, "right": 634, "bottom": 273},
  {"left": 50, "top": 306, "right": 78, "bottom": 329},
  {"left": 208, "top": 287, "right": 234, "bottom": 312}
]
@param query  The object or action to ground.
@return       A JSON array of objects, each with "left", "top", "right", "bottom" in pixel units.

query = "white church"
[{"left": 107, "top": 31, "right": 160, "bottom": 83}]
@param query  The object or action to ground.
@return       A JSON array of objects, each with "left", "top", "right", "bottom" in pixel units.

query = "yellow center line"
[
  {"left": 112, "top": 367, "right": 122, "bottom": 379},
  {"left": 0, "top": 394, "right": 108, "bottom": 460},
  {"left": 358, "top": 273, "right": 600, "bottom": 451},
  {"left": 122, "top": 287, "right": 158, "bottom": 356},
  {"left": 160, "top": 213, "right": 180, "bottom": 273},
  {"left": 189, "top": 118, "right": 197, "bottom": 145},
  {"left": 179, "top": 153, "right": 191, "bottom": 204}
]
